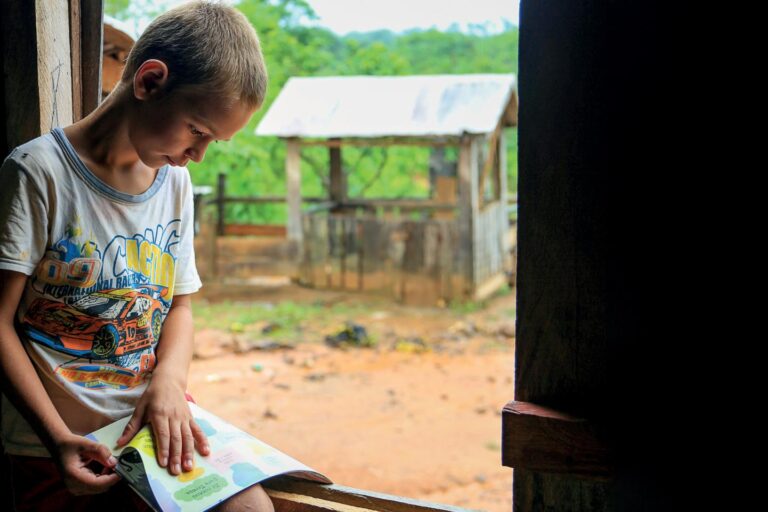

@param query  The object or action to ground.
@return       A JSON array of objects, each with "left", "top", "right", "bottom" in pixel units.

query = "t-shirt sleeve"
[
  {"left": 173, "top": 169, "right": 202, "bottom": 295},
  {"left": 0, "top": 153, "right": 49, "bottom": 276}
]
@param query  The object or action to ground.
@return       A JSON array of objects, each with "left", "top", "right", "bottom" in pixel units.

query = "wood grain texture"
[
  {"left": 35, "top": 0, "right": 73, "bottom": 131},
  {"left": 286, "top": 138, "right": 303, "bottom": 243},
  {"left": 501, "top": 401, "right": 612, "bottom": 479},
  {"left": 1, "top": 0, "right": 41, "bottom": 151},
  {"left": 265, "top": 477, "right": 473, "bottom": 512},
  {"left": 68, "top": 0, "right": 82, "bottom": 121},
  {"left": 79, "top": 0, "right": 102, "bottom": 112}
]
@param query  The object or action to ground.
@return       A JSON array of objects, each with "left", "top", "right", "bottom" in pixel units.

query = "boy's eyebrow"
[{"left": 193, "top": 115, "right": 231, "bottom": 141}]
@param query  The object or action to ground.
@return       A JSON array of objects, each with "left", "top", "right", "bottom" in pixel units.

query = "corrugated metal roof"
[{"left": 255, "top": 74, "right": 516, "bottom": 139}]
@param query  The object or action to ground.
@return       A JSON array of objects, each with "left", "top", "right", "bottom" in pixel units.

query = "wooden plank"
[
  {"left": 286, "top": 138, "right": 303, "bottom": 244},
  {"left": 433, "top": 176, "right": 457, "bottom": 220},
  {"left": 218, "top": 196, "right": 326, "bottom": 204},
  {"left": 473, "top": 273, "right": 506, "bottom": 301},
  {"left": 264, "top": 477, "right": 472, "bottom": 512},
  {"left": 223, "top": 224, "right": 287, "bottom": 237},
  {"left": 457, "top": 136, "right": 479, "bottom": 297},
  {"left": 501, "top": 401, "right": 612, "bottom": 480},
  {"left": 216, "top": 173, "right": 226, "bottom": 236},
  {"left": 297, "top": 137, "right": 461, "bottom": 148},
  {"left": 79, "top": 0, "right": 102, "bottom": 114},
  {"left": 68, "top": 0, "right": 82, "bottom": 121},
  {"left": 329, "top": 141, "right": 345, "bottom": 202},
  {"left": 36, "top": 0, "right": 74, "bottom": 131},
  {"left": 1, "top": 0, "right": 41, "bottom": 151}
]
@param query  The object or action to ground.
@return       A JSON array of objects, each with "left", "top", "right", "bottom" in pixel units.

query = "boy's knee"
[{"left": 216, "top": 484, "right": 275, "bottom": 512}]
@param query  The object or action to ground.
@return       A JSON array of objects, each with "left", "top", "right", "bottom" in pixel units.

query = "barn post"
[
  {"left": 285, "top": 137, "right": 303, "bottom": 253},
  {"left": 457, "top": 134, "right": 479, "bottom": 297},
  {"left": 329, "top": 139, "right": 345, "bottom": 204}
]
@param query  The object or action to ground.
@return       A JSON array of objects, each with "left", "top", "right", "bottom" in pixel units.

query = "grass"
[{"left": 191, "top": 299, "right": 369, "bottom": 334}]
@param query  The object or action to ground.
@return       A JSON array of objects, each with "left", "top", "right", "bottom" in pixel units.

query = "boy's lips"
[{"left": 166, "top": 156, "right": 188, "bottom": 166}]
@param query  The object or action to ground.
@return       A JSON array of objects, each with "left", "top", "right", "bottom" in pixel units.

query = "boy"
[{"left": 0, "top": 2, "right": 273, "bottom": 510}]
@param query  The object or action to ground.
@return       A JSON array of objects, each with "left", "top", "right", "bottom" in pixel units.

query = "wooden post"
[
  {"left": 329, "top": 140, "right": 345, "bottom": 204},
  {"left": 69, "top": 0, "right": 82, "bottom": 121},
  {"left": 285, "top": 138, "right": 303, "bottom": 246},
  {"left": 216, "top": 173, "right": 226, "bottom": 236},
  {"left": 79, "top": 0, "right": 103, "bottom": 115},
  {"left": 1, "top": 0, "right": 74, "bottom": 153},
  {"left": 36, "top": 1, "right": 74, "bottom": 133},
  {"left": 457, "top": 135, "right": 479, "bottom": 297},
  {"left": 497, "top": 131, "right": 511, "bottom": 255}
]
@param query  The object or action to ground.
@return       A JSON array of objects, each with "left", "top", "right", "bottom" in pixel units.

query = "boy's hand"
[
  {"left": 54, "top": 433, "right": 121, "bottom": 495},
  {"left": 116, "top": 375, "right": 209, "bottom": 476}
]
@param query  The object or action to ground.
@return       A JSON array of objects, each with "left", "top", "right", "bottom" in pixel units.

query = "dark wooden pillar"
[
  {"left": 329, "top": 139, "right": 346, "bottom": 203},
  {"left": 514, "top": 0, "right": 713, "bottom": 510}
]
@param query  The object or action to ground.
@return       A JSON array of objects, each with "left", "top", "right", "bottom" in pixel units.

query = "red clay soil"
[{"left": 188, "top": 288, "right": 515, "bottom": 511}]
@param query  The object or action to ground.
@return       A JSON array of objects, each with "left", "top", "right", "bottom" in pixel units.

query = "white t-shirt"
[{"left": 0, "top": 127, "right": 202, "bottom": 456}]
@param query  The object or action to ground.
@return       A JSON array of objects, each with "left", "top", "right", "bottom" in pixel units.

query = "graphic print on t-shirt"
[{"left": 20, "top": 219, "right": 180, "bottom": 390}]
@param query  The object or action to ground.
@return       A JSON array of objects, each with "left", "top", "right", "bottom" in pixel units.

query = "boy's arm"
[
  {"left": 0, "top": 270, "right": 120, "bottom": 494},
  {"left": 116, "top": 293, "right": 210, "bottom": 475}
]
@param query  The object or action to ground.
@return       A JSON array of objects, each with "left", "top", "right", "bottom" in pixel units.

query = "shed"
[{"left": 256, "top": 74, "right": 518, "bottom": 303}]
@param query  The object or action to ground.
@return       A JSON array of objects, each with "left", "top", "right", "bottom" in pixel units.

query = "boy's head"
[{"left": 120, "top": 0, "right": 267, "bottom": 110}]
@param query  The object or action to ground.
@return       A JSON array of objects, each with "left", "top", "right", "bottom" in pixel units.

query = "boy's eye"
[{"left": 190, "top": 125, "right": 205, "bottom": 137}]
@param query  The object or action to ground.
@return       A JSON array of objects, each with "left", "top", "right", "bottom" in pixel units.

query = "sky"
[
  {"left": 127, "top": 0, "right": 520, "bottom": 36},
  {"left": 306, "top": 0, "right": 520, "bottom": 35}
]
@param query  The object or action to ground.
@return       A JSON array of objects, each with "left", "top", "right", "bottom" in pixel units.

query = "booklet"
[{"left": 87, "top": 402, "right": 331, "bottom": 512}]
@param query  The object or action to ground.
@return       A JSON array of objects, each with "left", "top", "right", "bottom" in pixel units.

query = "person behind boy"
[{"left": 0, "top": 2, "right": 273, "bottom": 510}]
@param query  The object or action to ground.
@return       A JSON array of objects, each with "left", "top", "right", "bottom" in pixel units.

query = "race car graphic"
[
  {"left": 55, "top": 361, "right": 145, "bottom": 390},
  {"left": 23, "top": 288, "right": 165, "bottom": 359}
]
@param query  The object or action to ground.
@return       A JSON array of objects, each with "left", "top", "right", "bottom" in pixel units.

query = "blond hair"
[{"left": 121, "top": 1, "right": 267, "bottom": 108}]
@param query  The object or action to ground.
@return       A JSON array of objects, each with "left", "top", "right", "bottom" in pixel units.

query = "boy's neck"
[{"left": 63, "top": 87, "right": 158, "bottom": 195}]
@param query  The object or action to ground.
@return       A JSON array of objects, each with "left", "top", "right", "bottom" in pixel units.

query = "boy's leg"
[
  {"left": 6, "top": 454, "right": 153, "bottom": 512},
  {"left": 215, "top": 483, "right": 275, "bottom": 512}
]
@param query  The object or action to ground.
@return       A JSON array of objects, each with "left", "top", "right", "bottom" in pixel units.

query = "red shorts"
[{"left": 6, "top": 454, "right": 153, "bottom": 512}]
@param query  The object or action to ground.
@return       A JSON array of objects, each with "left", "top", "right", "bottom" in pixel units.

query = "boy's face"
[
  {"left": 132, "top": 94, "right": 255, "bottom": 169},
  {"left": 129, "top": 61, "right": 257, "bottom": 169}
]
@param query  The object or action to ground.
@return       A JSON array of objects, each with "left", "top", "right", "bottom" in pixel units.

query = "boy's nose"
[{"left": 185, "top": 141, "right": 210, "bottom": 163}]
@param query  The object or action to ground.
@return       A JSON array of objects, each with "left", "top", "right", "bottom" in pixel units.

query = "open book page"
[{"left": 87, "top": 402, "right": 331, "bottom": 512}]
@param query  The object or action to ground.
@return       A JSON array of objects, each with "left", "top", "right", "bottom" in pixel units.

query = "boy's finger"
[
  {"left": 96, "top": 443, "right": 119, "bottom": 469},
  {"left": 190, "top": 419, "right": 210, "bottom": 456},
  {"left": 181, "top": 422, "right": 195, "bottom": 471},
  {"left": 81, "top": 440, "right": 118, "bottom": 469},
  {"left": 74, "top": 468, "right": 122, "bottom": 494},
  {"left": 117, "top": 405, "right": 145, "bottom": 446},
  {"left": 168, "top": 419, "right": 183, "bottom": 475},
  {"left": 152, "top": 417, "right": 171, "bottom": 468}
]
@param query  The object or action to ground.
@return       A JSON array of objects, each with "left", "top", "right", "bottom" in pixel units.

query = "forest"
[{"left": 106, "top": 0, "right": 519, "bottom": 224}]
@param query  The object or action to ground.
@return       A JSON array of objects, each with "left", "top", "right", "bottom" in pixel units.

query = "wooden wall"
[
  {"left": 515, "top": 0, "right": 714, "bottom": 510},
  {"left": 299, "top": 212, "right": 462, "bottom": 305}
]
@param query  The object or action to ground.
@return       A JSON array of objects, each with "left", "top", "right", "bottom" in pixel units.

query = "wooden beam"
[
  {"left": 216, "top": 196, "right": 326, "bottom": 205},
  {"left": 501, "top": 401, "right": 613, "bottom": 480},
  {"left": 68, "top": 0, "right": 82, "bottom": 121},
  {"left": 286, "top": 138, "right": 303, "bottom": 244},
  {"left": 1, "top": 0, "right": 41, "bottom": 151},
  {"left": 329, "top": 140, "right": 345, "bottom": 202},
  {"left": 264, "top": 477, "right": 472, "bottom": 512},
  {"left": 457, "top": 135, "right": 479, "bottom": 296},
  {"left": 223, "top": 224, "right": 287, "bottom": 237},
  {"left": 297, "top": 137, "right": 461, "bottom": 148},
  {"left": 36, "top": 0, "right": 74, "bottom": 132},
  {"left": 79, "top": 0, "right": 103, "bottom": 114}
]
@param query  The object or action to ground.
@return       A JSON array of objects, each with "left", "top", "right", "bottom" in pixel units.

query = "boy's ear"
[{"left": 134, "top": 59, "right": 170, "bottom": 100}]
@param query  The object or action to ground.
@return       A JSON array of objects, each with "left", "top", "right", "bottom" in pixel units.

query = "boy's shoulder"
[{"left": 3, "top": 131, "right": 64, "bottom": 180}]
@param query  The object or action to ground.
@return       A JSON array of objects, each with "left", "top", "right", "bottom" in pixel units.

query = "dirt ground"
[{"left": 188, "top": 284, "right": 516, "bottom": 511}]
